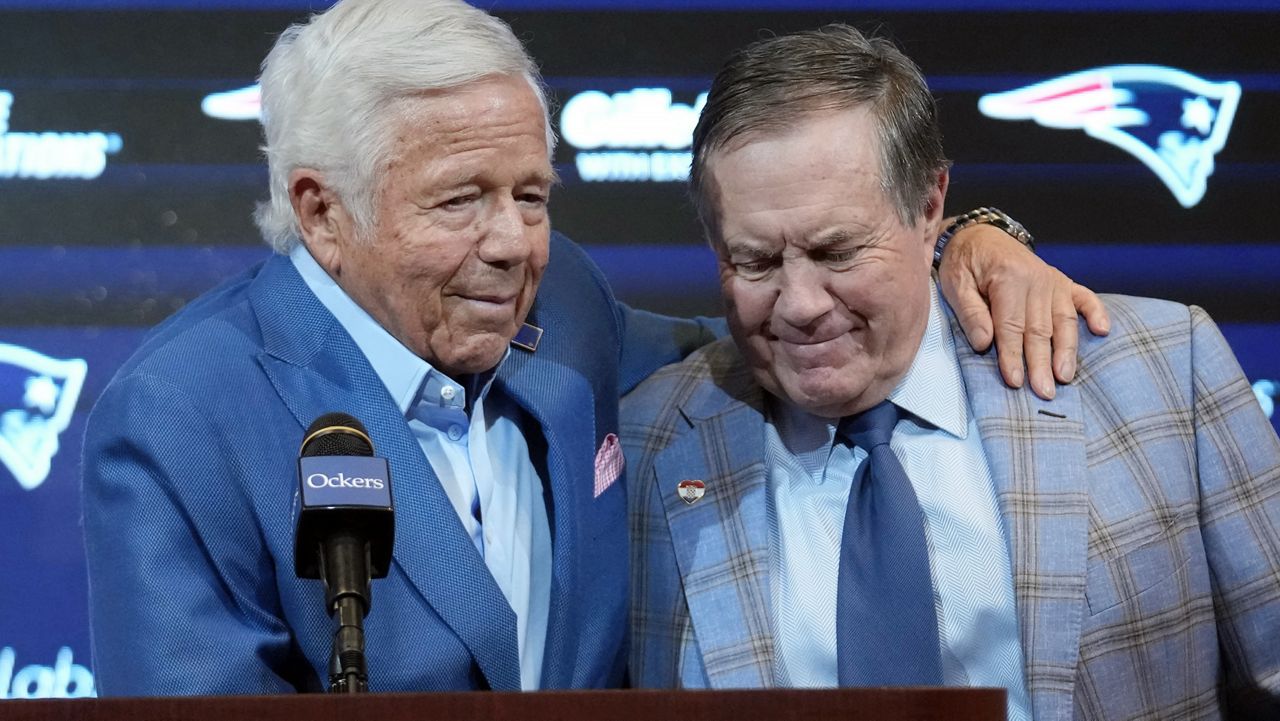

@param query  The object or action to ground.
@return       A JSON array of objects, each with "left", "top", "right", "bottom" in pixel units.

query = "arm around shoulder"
[{"left": 617, "top": 304, "right": 726, "bottom": 395}]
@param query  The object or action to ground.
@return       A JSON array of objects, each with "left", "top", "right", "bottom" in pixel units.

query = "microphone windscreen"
[{"left": 301, "top": 412, "right": 373, "bottom": 457}]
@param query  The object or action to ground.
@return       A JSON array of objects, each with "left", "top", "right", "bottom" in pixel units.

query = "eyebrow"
[
  {"left": 723, "top": 228, "right": 868, "bottom": 258},
  {"left": 529, "top": 169, "right": 559, "bottom": 187},
  {"left": 809, "top": 228, "right": 858, "bottom": 249},
  {"left": 434, "top": 166, "right": 558, "bottom": 189},
  {"left": 723, "top": 242, "right": 777, "bottom": 260}
]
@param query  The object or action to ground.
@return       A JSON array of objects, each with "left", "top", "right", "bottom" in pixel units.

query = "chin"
[
  {"left": 781, "top": 376, "right": 872, "bottom": 418},
  {"left": 438, "top": 336, "right": 510, "bottom": 376}
]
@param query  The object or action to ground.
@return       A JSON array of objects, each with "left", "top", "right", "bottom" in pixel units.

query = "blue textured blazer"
[
  {"left": 82, "top": 232, "right": 717, "bottom": 695},
  {"left": 623, "top": 296, "right": 1280, "bottom": 720}
]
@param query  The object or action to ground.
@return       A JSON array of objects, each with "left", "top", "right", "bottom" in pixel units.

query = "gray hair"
[
  {"left": 690, "top": 24, "right": 948, "bottom": 232},
  {"left": 254, "top": 0, "right": 552, "bottom": 253}
]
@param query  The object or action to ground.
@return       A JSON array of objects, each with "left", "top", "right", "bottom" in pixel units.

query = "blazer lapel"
[
  {"left": 250, "top": 257, "right": 521, "bottom": 690},
  {"left": 652, "top": 361, "right": 776, "bottom": 688},
  {"left": 948, "top": 310, "right": 1089, "bottom": 721},
  {"left": 495, "top": 339, "right": 597, "bottom": 690}
]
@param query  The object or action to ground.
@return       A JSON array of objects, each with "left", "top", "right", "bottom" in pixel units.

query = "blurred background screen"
[{"left": 0, "top": 0, "right": 1274, "bottom": 698}]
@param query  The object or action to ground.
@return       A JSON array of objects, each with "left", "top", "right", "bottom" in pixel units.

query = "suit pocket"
[
  {"left": 1076, "top": 552, "right": 1219, "bottom": 721},
  {"left": 1084, "top": 521, "right": 1199, "bottom": 616}
]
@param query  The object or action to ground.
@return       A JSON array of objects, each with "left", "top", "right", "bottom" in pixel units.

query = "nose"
[
  {"left": 774, "top": 261, "right": 835, "bottom": 329},
  {"left": 476, "top": 196, "right": 531, "bottom": 268}
]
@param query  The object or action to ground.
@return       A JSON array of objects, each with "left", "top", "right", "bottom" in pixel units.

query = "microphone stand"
[{"left": 321, "top": 531, "right": 372, "bottom": 693}]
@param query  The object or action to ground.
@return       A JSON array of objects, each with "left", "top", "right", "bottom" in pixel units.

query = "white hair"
[{"left": 254, "top": 0, "right": 553, "bottom": 253}]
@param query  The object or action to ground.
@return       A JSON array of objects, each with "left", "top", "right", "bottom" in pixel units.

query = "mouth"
[
  {"left": 772, "top": 333, "right": 843, "bottom": 346},
  {"left": 458, "top": 292, "right": 518, "bottom": 306},
  {"left": 765, "top": 324, "right": 862, "bottom": 363},
  {"left": 767, "top": 323, "right": 855, "bottom": 347},
  {"left": 772, "top": 336, "right": 848, "bottom": 360}
]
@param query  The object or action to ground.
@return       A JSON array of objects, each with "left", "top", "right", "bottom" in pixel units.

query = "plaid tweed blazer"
[{"left": 622, "top": 295, "right": 1280, "bottom": 720}]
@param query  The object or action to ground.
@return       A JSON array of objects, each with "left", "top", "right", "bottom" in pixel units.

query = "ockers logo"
[
  {"left": 0, "top": 90, "right": 123, "bottom": 180},
  {"left": 0, "top": 343, "right": 87, "bottom": 491},
  {"left": 305, "top": 472, "right": 385, "bottom": 490},
  {"left": 979, "top": 66, "right": 1241, "bottom": 208}
]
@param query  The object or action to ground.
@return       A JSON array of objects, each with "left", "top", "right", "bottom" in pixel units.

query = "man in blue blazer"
[
  {"left": 82, "top": 1, "right": 1106, "bottom": 696},
  {"left": 624, "top": 26, "right": 1280, "bottom": 719}
]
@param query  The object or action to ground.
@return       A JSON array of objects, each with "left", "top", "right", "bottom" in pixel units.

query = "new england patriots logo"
[
  {"left": 978, "top": 66, "right": 1241, "bottom": 208},
  {"left": 0, "top": 343, "right": 87, "bottom": 491}
]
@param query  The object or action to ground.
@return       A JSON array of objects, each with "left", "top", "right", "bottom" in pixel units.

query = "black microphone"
[{"left": 295, "top": 412, "right": 394, "bottom": 693}]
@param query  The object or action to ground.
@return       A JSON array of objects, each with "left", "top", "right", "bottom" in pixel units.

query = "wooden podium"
[{"left": 2, "top": 688, "right": 1005, "bottom": 721}]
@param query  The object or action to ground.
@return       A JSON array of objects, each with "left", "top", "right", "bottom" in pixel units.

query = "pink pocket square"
[{"left": 593, "top": 433, "right": 624, "bottom": 498}]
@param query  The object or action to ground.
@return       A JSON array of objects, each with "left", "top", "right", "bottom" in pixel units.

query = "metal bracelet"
[{"left": 933, "top": 207, "right": 1035, "bottom": 268}]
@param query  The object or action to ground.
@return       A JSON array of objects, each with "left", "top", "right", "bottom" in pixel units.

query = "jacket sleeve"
[
  {"left": 81, "top": 373, "right": 316, "bottom": 695},
  {"left": 616, "top": 305, "right": 727, "bottom": 396},
  {"left": 1189, "top": 306, "right": 1280, "bottom": 715}
]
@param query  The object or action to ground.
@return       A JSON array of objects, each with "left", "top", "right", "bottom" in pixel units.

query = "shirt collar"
[
  {"left": 289, "top": 243, "right": 505, "bottom": 417},
  {"left": 887, "top": 281, "right": 969, "bottom": 439}
]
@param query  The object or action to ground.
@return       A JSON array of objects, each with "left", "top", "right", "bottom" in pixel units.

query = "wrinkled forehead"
[{"left": 704, "top": 109, "right": 889, "bottom": 242}]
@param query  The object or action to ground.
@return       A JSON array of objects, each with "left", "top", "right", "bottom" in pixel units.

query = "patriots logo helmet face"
[
  {"left": 0, "top": 343, "right": 88, "bottom": 491},
  {"left": 978, "top": 65, "right": 1241, "bottom": 208}
]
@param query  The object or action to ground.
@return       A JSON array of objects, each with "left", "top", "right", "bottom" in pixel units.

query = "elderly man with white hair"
[{"left": 83, "top": 0, "right": 1105, "bottom": 695}]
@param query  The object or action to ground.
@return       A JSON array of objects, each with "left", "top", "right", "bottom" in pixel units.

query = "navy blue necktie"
[{"left": 835, "top": 400, "right": 942, "bottom": 686}]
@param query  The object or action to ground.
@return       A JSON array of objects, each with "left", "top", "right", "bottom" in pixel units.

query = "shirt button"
[
  {"left": 440, "top": 386, "right": 456, "bottom": 401},
  {"left": 447, "top": 424, "right": 463, "bottom": 441}
]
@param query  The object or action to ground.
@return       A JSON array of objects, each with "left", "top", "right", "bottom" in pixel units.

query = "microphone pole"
[
  {"left": 295, "top": 412, "right": 395, "bottom": 693},
  {"left": 326, "top": 528, "right": 371, "bottom": 693}
]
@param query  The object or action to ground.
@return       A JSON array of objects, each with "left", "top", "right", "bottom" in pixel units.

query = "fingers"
[
  {"left": 934, "top": 220, "right": 1099, "bottom": 397},
  {"left": 1050, "top": 276, "right": 1080, "bottom": 384},
  {"left": 941, "top": 264, "right": 995, "bottom": 352},
  {"left": 989, "top": 280, "right": 1027, "bottom": 391},
  {"left": 1022, "top": 279, "right": 1056, "bottom": 399},
  {"left": 1005, "top": 272, "right": 1091, "bottom": 394},
  {"left": 1072, "top": 283, "right": 1111, "bottom": 336}
]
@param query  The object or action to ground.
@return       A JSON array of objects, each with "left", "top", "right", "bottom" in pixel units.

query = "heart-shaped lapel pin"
[{"left": 677, "top": 479, "right": 705, "bottom": 505}]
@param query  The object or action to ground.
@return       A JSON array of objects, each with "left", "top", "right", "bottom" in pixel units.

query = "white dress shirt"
[{"left": 766, "top": 282, "right": 1031, "bottom": 721}]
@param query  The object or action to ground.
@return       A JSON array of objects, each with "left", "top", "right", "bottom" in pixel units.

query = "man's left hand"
[{"left": 937, "top": 223, "right": 1110, "bottom": 400}]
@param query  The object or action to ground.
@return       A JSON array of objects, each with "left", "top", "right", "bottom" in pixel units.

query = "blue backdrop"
[{"left": 0, "top": 0, "right": 1276, "bottom": 699}]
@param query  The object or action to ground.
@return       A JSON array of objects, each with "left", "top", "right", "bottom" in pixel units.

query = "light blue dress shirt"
[
  {"left": 765, "top": 282, "right": 1031, "bottom": 721},
  {"left": 290, "top": 245, "right": 550, "bottom": 690}
]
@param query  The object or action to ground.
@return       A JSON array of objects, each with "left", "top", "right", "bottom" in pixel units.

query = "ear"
[
  {"left": 920, "top": 167, "right": 950, "bottom": 241},
  {"left": 288, "top": 168, "right": 353, "bottom": 275}
]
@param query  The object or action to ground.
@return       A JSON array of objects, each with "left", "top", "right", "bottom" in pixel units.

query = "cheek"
[
  {"left": 837, "top": 266, "right": 906, "bottom": 318},
  {"left": 856, "top": 275, "right": 929, "bottom": 357},
  {"left": 723, "top": 281, "right": 773, "bottom": 329},
  {"left": 724, "top": 287, "right": 779, "bottom": 373},
  {"left": 345, "top": 247, "right": 406, "bottom": 308},
  {"left": 528, "top": 237, "right": 550, "bottom": 278}
]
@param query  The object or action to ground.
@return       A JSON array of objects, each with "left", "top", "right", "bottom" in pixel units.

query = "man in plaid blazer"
[{"left": 622, "top": 25, "right": 1280, "bottom": 720}]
